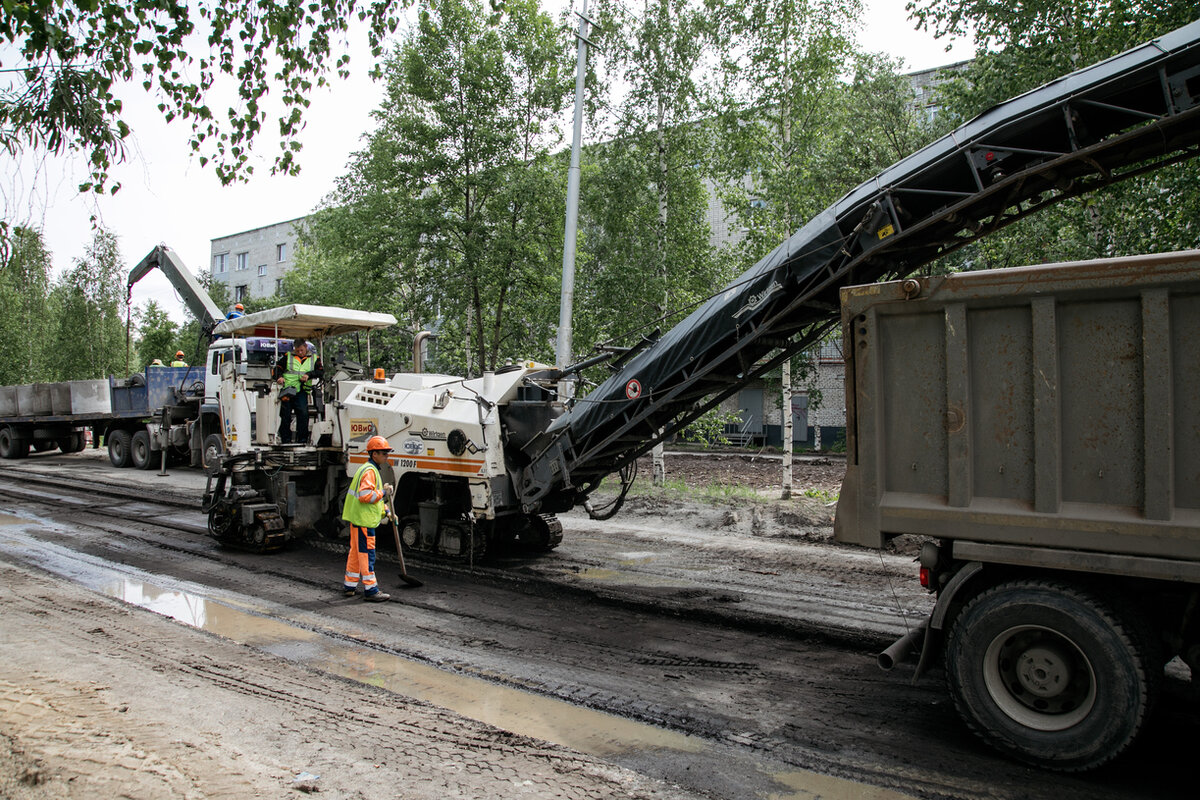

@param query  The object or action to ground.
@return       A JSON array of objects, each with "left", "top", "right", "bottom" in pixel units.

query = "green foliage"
[
  {"left": 0, "top": 0, "right": 410, "bottom": 196},
  {"left": 908, "top": 0, "right": 1197, "bottom": 113},
  {"left": 573, "top": 0, "right": 726, "bottom": 365},
  {"left": 134, "top": 300, "right": 178, "bottom": 368},
  {"left": 707, "top": 0, "right": 864, "bottom": 260},
  {"left": 50, "top": 227, "right": 127, "bottom": 379},
  {"left": 679, "top": 408, "right": 742, "bottom": 447},
  {"left": 300, "top": 0, "right": 571, "bottom": 376},
  {"left": 0, "top": 227, "right": 57, "bottom": 384},
  {"left": 910, "top": 0, "right": 1200, "bottom": 273}
]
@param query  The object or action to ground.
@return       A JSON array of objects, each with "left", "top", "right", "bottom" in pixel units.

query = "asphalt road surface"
[{"left": 1, "top": 450, "right": 1197, "bottom": 800}]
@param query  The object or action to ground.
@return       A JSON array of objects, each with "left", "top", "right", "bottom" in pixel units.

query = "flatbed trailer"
[{"left": 0, "top": 366, "right": 205, "bottom": 467}]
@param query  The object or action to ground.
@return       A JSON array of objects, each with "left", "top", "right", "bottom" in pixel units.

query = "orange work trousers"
[{"left": 343, "top": 525, "right": 380, "bottom": 595}]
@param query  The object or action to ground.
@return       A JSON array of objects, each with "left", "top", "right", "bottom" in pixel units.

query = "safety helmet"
[
  {"left": 366, "top": 435, "right": 392, "bottom": 453},
  {"left": 235, "top": 303, "right": 244, "bottom": 311},
  {"left": 175, "top": 350, "right": 184, "bottom": 357}
]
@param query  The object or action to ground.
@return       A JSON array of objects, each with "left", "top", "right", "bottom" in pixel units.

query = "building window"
[
  {"left": 236, "top": 252, "right": 248, "bottom": 271},
  {"left": 213, "top": 253, "right": 228, "bottom": 273},
  {"left": 235, "top": 285, "right": 247, "bottom": 302},
  {"left": 258, "top": 264, "right": 267, "bottom": 277},
  {"left": 276, "top": 243, "right": 287, "bottom": 262},
  {"left": 275, "top": 278, "right": 284, "bottom": 295}
]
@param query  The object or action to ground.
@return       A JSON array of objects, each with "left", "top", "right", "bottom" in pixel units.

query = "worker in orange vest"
[{"left": 341, "top": 435, "right": 393, "bottom": 602}]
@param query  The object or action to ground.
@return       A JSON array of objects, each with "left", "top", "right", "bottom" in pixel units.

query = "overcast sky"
[{"left": 7, "top": 0, "right": 967, "bottom": 322}]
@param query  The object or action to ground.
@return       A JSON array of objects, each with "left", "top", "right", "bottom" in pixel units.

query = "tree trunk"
[
  {"left": 782, "top": 358, "right": 792, "bottom": 498},
  {"left": 652, "top": 91, "right": 670, "bottom": 487}
]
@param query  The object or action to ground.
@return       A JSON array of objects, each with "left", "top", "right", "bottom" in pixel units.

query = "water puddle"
[{"left": 106, "top": 576, "right": 701, "bottom": 756}]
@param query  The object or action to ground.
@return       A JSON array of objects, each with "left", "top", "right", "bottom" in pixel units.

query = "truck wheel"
[
  {"left": 108, "top": 430, "right": 132, "bottom": 468},
  {"left": 945, "top": 580, "right": 1154, "bottom": 771},
  {"left": 60, "top": 432, "right": 85, "bottom": 453},
  {"left": 0, "top": 427, "right": 28, "bottom": 459},
  {"left": 33, "top": 440, "right": 57, "bottom": 452},
  {"left": 131, "top": 430, "right": 154, "bottom": 470},
  {"left": 202, "top": 433, "right": 225, "bottom": 470}
]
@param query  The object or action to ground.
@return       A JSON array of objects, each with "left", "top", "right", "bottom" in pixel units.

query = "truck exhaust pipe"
[
  {"left": 878, "top": 621, "right": 927, "bottom": 670},
  {"left": 413, "top": 331, "right": 433, "bottom": 373}
]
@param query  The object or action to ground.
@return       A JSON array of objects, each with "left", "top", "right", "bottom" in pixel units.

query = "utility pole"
[{"left": 556, "top": 0, "right": 593, "bottom": 400}]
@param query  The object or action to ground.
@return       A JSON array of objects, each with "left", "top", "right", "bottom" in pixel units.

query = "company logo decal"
[{"left": 732, "top": 280, "right": 782, "bottom": 319}]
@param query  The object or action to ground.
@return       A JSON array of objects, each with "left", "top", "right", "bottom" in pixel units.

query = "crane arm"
[{"left": 128, "top": 245, "right": 225, "bottom": 334}]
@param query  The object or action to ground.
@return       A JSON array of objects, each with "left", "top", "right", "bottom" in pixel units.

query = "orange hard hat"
[
  {"left": 366, "top": 435, "right": 392, "bottom": 452},
  {"left": 175, "top": 350, "right": 184, "bottom": 357},
  {"left": 235, "top": 303, "right": 244, "bottom": 310}
]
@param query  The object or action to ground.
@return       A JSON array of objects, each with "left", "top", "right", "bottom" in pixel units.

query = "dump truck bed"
[{"left": 834, "top": 250, "right": 1200, "bottom": 567}]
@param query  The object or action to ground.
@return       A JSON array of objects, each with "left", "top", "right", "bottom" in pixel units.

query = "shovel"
[{"left": 385, "top": 485, "right": 423, "bottom": 588}]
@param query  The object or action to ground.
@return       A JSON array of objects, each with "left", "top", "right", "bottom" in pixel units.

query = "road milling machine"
[{"left": 204, "top": 18, "right": 1200, "bottom": 562}]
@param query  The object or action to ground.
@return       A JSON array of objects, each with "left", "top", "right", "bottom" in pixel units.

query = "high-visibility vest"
[
  {"left": 170, "top": 360, "right": 187, "bottom": 367},
  {"left": 283, "top": 353, "right": 315, "bottom": 393},
  {"left": 341, "top": 461, "right": 384, "bottom": 528}
]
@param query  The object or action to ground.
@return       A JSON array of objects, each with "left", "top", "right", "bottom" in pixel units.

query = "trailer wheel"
[
  {"left": 201, "top": 433, "right": 224, "bottom": 470},
  {"left": 60, "top": 432, "right": 86, "bottom": 453},
  {"left": 945, "top": 580, "right": 1154, "bottom": 771},
  {"left": 33, "top": 440, "right": 57, "bottom": 452},
  {"left": 107, "top": 430, "right": 132, "bottom": 468},
  {"left": 130, "top": 430, "right": 154, "bottom": 470},
  {"left": 0, "top": 427, "right": 28, "bottom": 459}
]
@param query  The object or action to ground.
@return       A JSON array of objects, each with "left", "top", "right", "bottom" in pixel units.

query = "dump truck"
[{"left": 837, "top": 251, "right": 1200, "bottom": 770}]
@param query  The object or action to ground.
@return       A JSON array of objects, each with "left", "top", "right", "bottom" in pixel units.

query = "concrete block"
[
  {"left": 69, "top": 380, "right": 112, "bottom": 415},
  {"left": 0, "top": 386, "right": 16, "bottom": 416},
  {"left": 50, "top": 383, "right": 72, "bottom": 415},
  {"left": 15, "top": 384, "right": 51, "bottom": 416}
]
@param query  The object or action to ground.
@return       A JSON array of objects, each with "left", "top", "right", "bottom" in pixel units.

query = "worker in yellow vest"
[
  {"left": 341, "top": 435, "right": 393, "bottom": 602},
  {"left": 170, "top": 350, "right": 187, "bottom": 367},
  {"left": 272, "top": 340, "right": 323, "bottom": 444}
]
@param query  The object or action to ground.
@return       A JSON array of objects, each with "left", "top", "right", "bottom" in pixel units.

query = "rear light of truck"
[{"left": 919, "top": 566, "right": 931, "bottom": 588}]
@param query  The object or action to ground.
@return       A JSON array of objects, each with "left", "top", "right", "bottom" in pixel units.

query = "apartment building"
[{"left": 209, "top": 217, "right": 306, "bottom": 305}]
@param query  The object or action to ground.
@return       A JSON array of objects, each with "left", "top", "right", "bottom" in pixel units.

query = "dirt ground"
[
  {"left": 643, "top": 450, "right": 845, "bottom": 497},
  {"left": 0, "top": 561, "right": 703, "bottom": 800}
]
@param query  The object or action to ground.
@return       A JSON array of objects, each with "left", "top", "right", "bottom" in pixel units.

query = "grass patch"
[{"left": 596, "top": 474, "right": 770, "bottom": 504}]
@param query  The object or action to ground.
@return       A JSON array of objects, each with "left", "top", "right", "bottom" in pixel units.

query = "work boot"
[
  {"left": 342, "top": 586, "right": 357, "bottom": 597},
  {"left": 364, "top": 591, "right": 390, "bottom": 603}
]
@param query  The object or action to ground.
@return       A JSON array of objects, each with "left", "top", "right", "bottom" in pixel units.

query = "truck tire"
[
  {"left": 33, "top": 440, "right": 57, "bottom": 452},
  {"left": 945, "top": 579, "right": 1154, "bottom": 772},
  {"left": 108, "top": 430, "right": 132, "bottom": 468},
  {"left": 202, "top": 433, "right": 224, "bottom": 470},
  {"left": 0, "top": 427, "right": 28, "bottom": 459},
  {"left": 131, "top": 430, "right": 154, "bottom": 470},
  {"left": 61, "top": 432, "right": 86, "bottom": 453}
]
